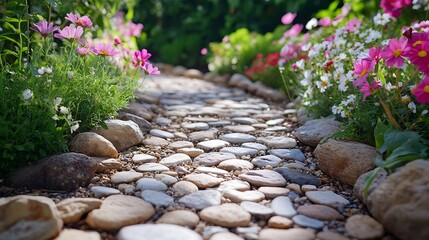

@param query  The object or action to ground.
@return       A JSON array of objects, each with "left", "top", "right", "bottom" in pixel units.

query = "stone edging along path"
[{"left": 0, "top": 66, "right": 428, "bottom": 240}]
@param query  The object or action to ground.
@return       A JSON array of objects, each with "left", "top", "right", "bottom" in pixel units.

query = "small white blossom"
[
  {"left": 373, "top": 12, "right": 392, "bottom": 26},
  {"left": 52, "top": 115, "right": 59, "bottom": 121},
  {"left": 295, "top": 59, "right": 305, "bottom": 69},
  {"left": 408, "top": 102, "right": 417, "bottom": 113},
  {"left": 54, "top": 97, "right": 62, "bottom": 106},
  {"left": 305, "top": 18, "right": 318, "bottom": 30},
  {"left": 60, "top": 106, "right": 69, "bottom": 114},
  {"left": 422, "top": 110, "right": 428, "bottom": 115},
  {"left": 22, "top": 89, "right": 33, "bottom": 100},
  {"left": 70, "top": 123, "right": 79, "bottom": 133},
  {"left": 67, "top": 71, "right": 74, "bottom": 79}
]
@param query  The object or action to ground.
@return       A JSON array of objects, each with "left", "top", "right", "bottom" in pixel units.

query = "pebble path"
[{"left": 1, "top": 75, "right": 376, "bottom": 240}]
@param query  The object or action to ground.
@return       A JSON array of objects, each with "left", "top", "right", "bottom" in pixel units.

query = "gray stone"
[
  {"left": 189, "top": 130, "right": 217, "bottom": 141},
  {"left": 178, "top": 190, "right": 222, "bottom": 210},
  {"left": 239, "top": 170, "right": 286, "bottom": 187},
  {"left": 156, "top": 210, "right": 200, "bottom": 227},
  {"left": 223, "top": 125, "right": 256, "bottom": 133},
  {"left": 220, "top": 147, "right": 258, "bottom": 156},
  {"left": 264, "top": 126, "right": 288, "bottom": 132},
  {"left": 69, "top": 132, "right": 118, "bottom": 158},
  {"left": 257, "top": 136, "right": 297, "bottom": 149},
  {"left": 271, "top": 196, "right": 297, "bottom": 218},
  {"left": 242, "top": 142, "right": 267, "bottom": 151},
  {"left": 240, "top": 201, "right": 274, "bottom": 216},
  {"left": 208, "top": 121, "right": 231, "bottom": 127},
  {"left": 92, "top": 119, "right": 144, "bottom": 151},
  {"left": 56, "top": 229, "right": 101, "bottom": 240},
  {"left": 150, "top": 129, "right": 174, "bottom": 139},
  {"left": 197, "top": 140, "right": 230, "bottom": 150},
  {"left": 132, "top": 154, "right": 157, "bottom": 163},
  {"left": 294, "top": 118, "right": 341, "bottom": 146},
  {"left": 111, "top": 171, "right": 143, "bottom": 184},
  {"left": 182, "top": 122, "right": 210, "bottom": 131},
  {"left": 269, "top": 149, "right": 306, "bottom": 162},
  {"left": 183, "top": 173, "right": 223, "bottom": 189},
  {"left": 57, "top": 198, "right": 102, "bottom": 224},
  {"left": 117, "top": 224, "right": 203, "bottom": 240},
  {"left": 154, "top": 174, "right": 178, "bottom": 186},
  {"left": 196, "top": 166, "right": 229, "bottom": 175},
  {"left": 210, "top": 232, "right": 244, "bottom": 240},
  {"left": 172, "top": 181, "right": 199, "bottom": 197},
  {"left": 155, "top": 117, "right": 172, "bottom": 126},
  {"left": 177, "top": 148, "right": 204, "bottom": 157},
  {"left": 200, "top": 203, "right": 251, "bottom": 227},
  {"left": 119, "top": 112, "right": 152, "bottom": 132},
  {"left": 259, "top": 228, "right": 315, "bottom": 240},
  {"left": 223, "top": 189, "right": 265, "bottom": 203},
  {"left": 90, "top": 186, "right": 121, "bottom": 198},
  {"left": 266, "top": 118, "right": 285, "bottom": 126},
  {"left": 142, "top": 136, "right": 169, "bottom": 147},
  {"left": 292, "top": 215, "right": 324, "bottom": 230},
  {"left": 170, "top": 141, "right": 194, "bottom": 150},
  {"left": 297, "top": 204, "right": 343, "bottom": 221},
  {"left": 353, "top": 169, "right": 387, "bottom": 205},
  {"left": 184, "top": 69, "right": 204, "bottom": 79},
  {"left": 137, "top": 163, "right": 170, "bottom": 172},
  {"left": 258, "top": 187, "right": 289, "bottom": 199},
  {"left": 220, "top": 133, "right": 256, "bottom": 144},
  {"left": 275, "top": 168, "right": 321, "bottom": 186},
  {"left": 252, "top": 155, "right": 283, "bottom": 168},
  {"left": 136, "top": 178, "right": 168, "bottom": 191},
  {"left": 231, "top": 117, "right": 258, "bottom": 125},
  {"left": 218, "top": 180, "right": 251, "bottom": 192},
  {"left": 345, "top": 214, "right": 384, "bottom": 239},
  {"left": 159, "top": 153, "right": 191, "bottom": 167},
  {"left": 306, "top": 190, "right": 350, "bottom": 208},
  {"left": 194, "top": 152, "right": 236, "bottom": 166},
  {"left": 218, "top": 159, "right": 254, "bottom": 171},
  {"left": 141, "top": 190, "right": 174, "bottom": 208}
]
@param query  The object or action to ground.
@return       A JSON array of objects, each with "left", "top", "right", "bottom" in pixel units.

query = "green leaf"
[
  {"left": 100, "top": 121, "right": 109, "bottom": 130},
  {"left": 383, "top": 130, "right": 421, "bottom": 156},
  {"left": 374, "top": 119, "right": 390, "bottom": 151},
  {"left": 362, "top": 167, "right": 382, "bottom": 197}
]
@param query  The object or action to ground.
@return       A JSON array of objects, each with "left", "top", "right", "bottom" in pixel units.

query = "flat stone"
[
  {"left": 294, "top": 118, "right": 341, "bottom": 146},
  {"left": 345, "top": 214, "right": 384, "bottom": 240},
  {"left": 220, "top": 147, "right": 258, "bottom": 156},
  {"left": 183, "top": 173, "right": 224, "bottom": 189},
  {"left": 178, "top": 190, "right": 222, "bottom": 210},
  {"left": 137, "top": 163, "right": 170, "bottom": 172},
  {"left": 119, "top": 112, "right": 152, "bottom": 132},
  {"left": 218, "top": 159, "right": 254, "bottom": 171},
  {"left": 194, "top": 152, "right": 236, "bottom": 166},
  {"left": 90, "top": 186, "right": 120, "bottom": 198},
  {"left": 252, "top": 123, "right": 268, "bottom": 128},
  {"left": 157, "top": 210, "right": 200, "bottom": 227},
  {"left": 57, "top": 198, "right": 102, "bottom": 224},
  {"left": 117, "top": 224, "right": 203, "bottom": 240},
  {"left": 184, "top": 117, "right": 220, "bottom": 122},
  {"left": 306, "top": 190, "right": 350, "bottom": 208},
  {"left": 231, "top": 117, "right": 258, "bottom": 125},
  {"left": 223, "top": 125, "right": 256, "bottom": 133},
  {"left": 132, "top": 154, "right": 157, "bottom": 163},
  {"left": 259, "top": 228, "right": 315, "bottom": 240},
  {"left": 142, "top": 136, "right": 169, "bottom": 147},
  {"left": 69, "top": 132, "right": 118, "bottom": 158},
  {"left": 269, "top": 149, "right": 306, "bottom": 162},
  {"left": 136, "top": 178, "right": 168, "bottom": 191},
  {"left": 223, "top": 189, "right": 265, "bottom": 203},
  {"left": 301, "top": 185, "right": 317, "bottom": 192},
  {"left": 197, "top": 140, "right": 230, "bottom": 150},
  {"left": 174, "top": 132, "right": 188, "bottom": 139},
  {"left": 242, "top": 142, "right": 267, "bottom": 151},
  {"left": 275, "top": 168, "right": 321, "bottom": 186},
  {"left": 208, "top": 121, "right": 231, "bottom": 127},
  {"left": 118, "top": 184, "right": 135, "bottom": 194},
  {"left": 219, "top": 133, "right": 256, "bottom": 144},
  {"left": 56, "top": 229, "right": 101, "bottom": 240},
  {"left": 177, "top": 147, "right": 204, "bottom": 157},
  {"left": 258, "top": 187, "right": 290, "bottom": 199},
  {"left": 265, "top": 126, "right": 288, "bottom": 132},
  {"left": 200, "top": 203, "right": 251, "bottom": 227},
  {"left": 182, "top": 122, "right": 210, "bottom": 131},
  {"left": 236, "top": 226, "right": 261, "bottom": 239},
  {"left": 240, "top": 201, "right": 274, "bottom": 216},
  {"left": 0, "top": 195, "right": 63, "bottom": 240},
  {"left": 196, "top": 166, "right": 229, "bottom": 175},
  {"left": 111, "top": 171, "right": 143, "bottom": 184},
  {"left": 257, "top": 136, "right": 297, "bottom": 149},
  {"left": 184, "top": 68, "right": 204, "bottom": 78},
  {"left": 286, "top": 183, "right": 302, "bottom": 195},
  {"left": 297, "top": 204, "right": 343, "bottom": 220},
  {"left": 292, "top": 215, "right": 324, "bottom": 230},
  {"left": 271, "top": 196, "right": 297, "bottom": 218},
  {"left": 155, "top": 174, "right": 178, "bottom": 186},
  {"left": 268, "top": 216, "right": 294, "bottom": 229},
  {"left": 252, "top": 155, "right": 283, "bottom": 168},
  {"left": 210, "top": 232, "right": 244, "bottom": 240},
  {"left": 189, "top": 130, "right": 217, "bottom": 141},
  {"left": 86, "top": 195, "right": 155, "bottom": 231},
  {"left": 159, "top": 153, "right": 191, "bottom": 167},
  {"left": 150, "top": 129, "right": 174, "bottom": 139},
  {"left": 317, "top": 230, "right": 350, "bottom": 240},
  {"left": 141, "top": 190, "right": 174, "bottom": 208},
  {"left": 95, "top": 157, "right": 123, "bottom": 172},
  {"left": 218, "top": 180, "right": 251, "bottom": 192},
  {"left": 170, "top": 141, "right": 194, "bottom": 150},
  {"left": 239, "top": 170, "right": 286, "bottom": 187},
  {"left": 155, "top": 117, "right": 172, "bottom": 126},
  {"left": 266, "top": 118, "right": 284, "bottom": 126},
  {"left": 172, "top": 181, "right": 199, "bottom": 197}
]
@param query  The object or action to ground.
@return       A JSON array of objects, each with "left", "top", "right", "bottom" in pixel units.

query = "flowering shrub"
[
  {"left": 0, "top": 3, "right": 158, "bottom": 177},
  {"left": 244, "top": 53, "right": 283, "bottom": 90}
]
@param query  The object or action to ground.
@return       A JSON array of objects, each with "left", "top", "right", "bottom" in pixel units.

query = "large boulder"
[
  {"left": 314, "top": 139, "right": 377, "bottom": 186},
  {"left": 5, "top": 153, "right": 97, "bottom": 191},
  {"left": 92, "top": 119, "right": 144, "bottom": 152},
  {"left": 0, "top": 195, "right": 63, "bottom": 240},
  {"left": 353, "top": 169, "right": 387, "bottom": 205},
  {"left": 69, "top": 132, "right": 118, "bottom": 158},
  {"left": 367, "top": 160, "right": 429, "bottom": 240},
  {"left": 294, "top": 118, "right": 342, "bottom": 146}
]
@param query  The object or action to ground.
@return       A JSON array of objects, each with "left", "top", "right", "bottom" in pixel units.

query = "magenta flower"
[
  {"left": 281, "top": 12, "right": 296, "bottom": 25},
  {"left": 114, "top": 37, "right": 123, "bottom": 46},
  {"left": 132, "top": 49, "right": 152, "bottom": 67},
  {"left": 406, "top": 41, "right": 429, "bottom": 74},
  {"left": 141, "top": 62, "right": 160, "bottom": 75},
  {"left": 345, "top": 17, "right": 362, "bottom": 32},
  {"left": 380, "top": 37, "right": 410, "bottom": 68},
  {"left": 412, "top": 76, "right": 429, "bottom": 104},
  {"left": 353, "top": 59, "right": 375, "bottom": 86},
  {"left": 318, "top": 17, "right": 332, "bottom": 27},
  {"left": 407, "top": 32, "right": 429, "bottom": 48},
  {"left": 360, "top": 81, "right": 382, "bottom": 101},
  {"left": 65, "top": 13, "right": 93, "bottom": 27},
  {"left": 90, "top": 43, "right": 118, "bottom": 56},
  {"left": 380, "top": 0, "right": 412, "bottom": 18},
  {"left": 31, "top": 20, "right": 59, "bottom": 37},
  {"left": 365, "top": 46, "right": 382, "bottom": 64},
  {"left": 200, "top": 48, "right": 208, "bottom": 55},
  {"left": 76, "top": 47, "right": 90, "bottom": 56},
  {"left": 54, "top": 24, "right": 83, "bottom": 41},
  {"left": 283, "top": 24, "right": 303, "bottom": 38},
  {"left": 333, "top": 5, "right": 351, "bottom": 22}
]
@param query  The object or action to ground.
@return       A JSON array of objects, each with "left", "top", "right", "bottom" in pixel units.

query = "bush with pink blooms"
[{"left": 0, "top": 2, "right": 159, "bottom": 176}]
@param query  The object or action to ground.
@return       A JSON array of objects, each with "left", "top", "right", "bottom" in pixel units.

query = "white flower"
[
  {"left": 373, "top": 12, "right": 392, "bottom": 26},
  {"left": 300, "top": 70, "right": 312, "bottom": 87},
  {"left": 67, "top": 71, "right": 74, "bottom": 79},
  {"left": 54, "top": 97, "right": 62, "bottom": 106},
  {"left": 37, "top": 68, "right": 45, "bottom": 75},
  {"left": 422, "top": 109, "right": 428, "bottom": 115},
  {"left": 316, "top": 75, "right": 331, "bottom": 92},
  {"left": 301, "top": 43, "right": 312, "bottom": 51},
  {"left": 70, "top": 123, "right": 79, "bottom": 133},
  {"left": 365, "top": 29, "right": 382, "bottom": 43},
  {"left": 408, "top": 102, "right": 417, "bottom": 113},
  {"left": 44, "top": 67, "right": 52, "bottom": 74},
  {"left": 60, "top": 106, "right": 69, "bottom": 114},
  {"left": 22, "top": 89, "right": 33, "bottom": 100},
  {"left": 305, "top": 18, "right": 318, "bottom": 30},
  {"left": 401, "top": 95, "right": 411, "bottom": 103},
  {"left": 295, "top": 59, "right": 305, "bottom": 69},
  {"left": 52, "top": 115, "right": 59, "bottom": 121}
]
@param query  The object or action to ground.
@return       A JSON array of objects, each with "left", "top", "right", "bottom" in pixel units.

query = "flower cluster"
[{"left": 244, "top": 53, "right": 279, "bottom": 79}]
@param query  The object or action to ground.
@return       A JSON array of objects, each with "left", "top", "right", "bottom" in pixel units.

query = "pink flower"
[
  {"left": 132, "top": 49, "right": 152, "bottom": 67},
  {"left": 318, "top": 17, "right": 332, "bottom": 27},
  {"left": 141, "top": 62, "right": 160, "bottom": 75},
  {"left": 353, "top": 59, "right": 375, "bottom": 86},
  {"left": 360, "top": 80, "right": 382, "bottom": 101},
  {"left": 65, "top": 13, "right": 93, "bottom": 27},
  {"left": 345, "top": 17, "right": 362, "bottom": 32},
  {"left": 54, "top": 24, "right": 83, "bottom": 40},
  {"left": 120, "top": 22, "right": 144, "bottom": 38},
  {"left": 76, "top": 47, "right": 90, "bottom": 56},
  {"left": 380, "top": 0, "right": 412, "bottom": 18},
  {"left": 200, "top": 48, "right": 208, "bottom": 55},
  {"left": 222, "top": 36, "right": 229, "bottom": 43},
  {"left": 114, "top": 37, "right": 123, "bottom": 46},
  {"left": 90, "top": 43, "right": 118, "bottom": 56},
  {"left": 365, "top": 46, "right": 382, "bottom": 64},
  {"left": 31, "top": 20, "right": 59, "bottom": 37},
  {"left": 406, "top": 41, "right": 429, "bottom": 74},
  {"left": 283, "top": 24, "right": 303, "bottom": 38},
  {"left": 380, "top": 37, "right": 410, "bottom": 68},
  {"left": 412, "top": 76, "right": 429, "bottom": 103},
  {"left": 281, "top": 12, "right": 296, "bottom": 25},
  {"left": 333, "top": 5, "right": 351, "bottom": 22},
  {"left": 407, "top": 32, "right": 429, "bottom": 48}
]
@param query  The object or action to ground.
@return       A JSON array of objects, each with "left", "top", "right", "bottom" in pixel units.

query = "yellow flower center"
[
  {"left": 413, "top": 40, "right": 423, "bottom": 47},
  {"left": 360, "top": 69, "right": 367, "bottom": 77},
  {"left": 393, "top": 49, "right": 402, "bottom": 57},
  {"left": 424, "top": 85, "right": 429, "bottom": 93},
  {"left": 418, "top": 50, "right": 427, "bottom": 58},
  {"left": 77, "top": 19, "right": 83, "bottom": 25},
  {"left": 321, "top": 81, "right": 328, "bottom": 87},
  {"left": 100, "top": 50, "right": 109, "bottom": 55}
]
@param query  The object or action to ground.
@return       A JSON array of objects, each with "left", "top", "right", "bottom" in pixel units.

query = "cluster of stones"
[{"left": 1, "top": 74, "right": 428, "bottom": 240}]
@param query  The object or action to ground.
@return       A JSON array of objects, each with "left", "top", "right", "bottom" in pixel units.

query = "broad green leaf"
[
  {"left": 383, "top": 130, "right": 420, "bottom": 156},
  {"left": 374, "top": 119, "right": 390, "bottom": 151},
  {"left": 362, "top": 167, "right": 382, "bottom": 197}
]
